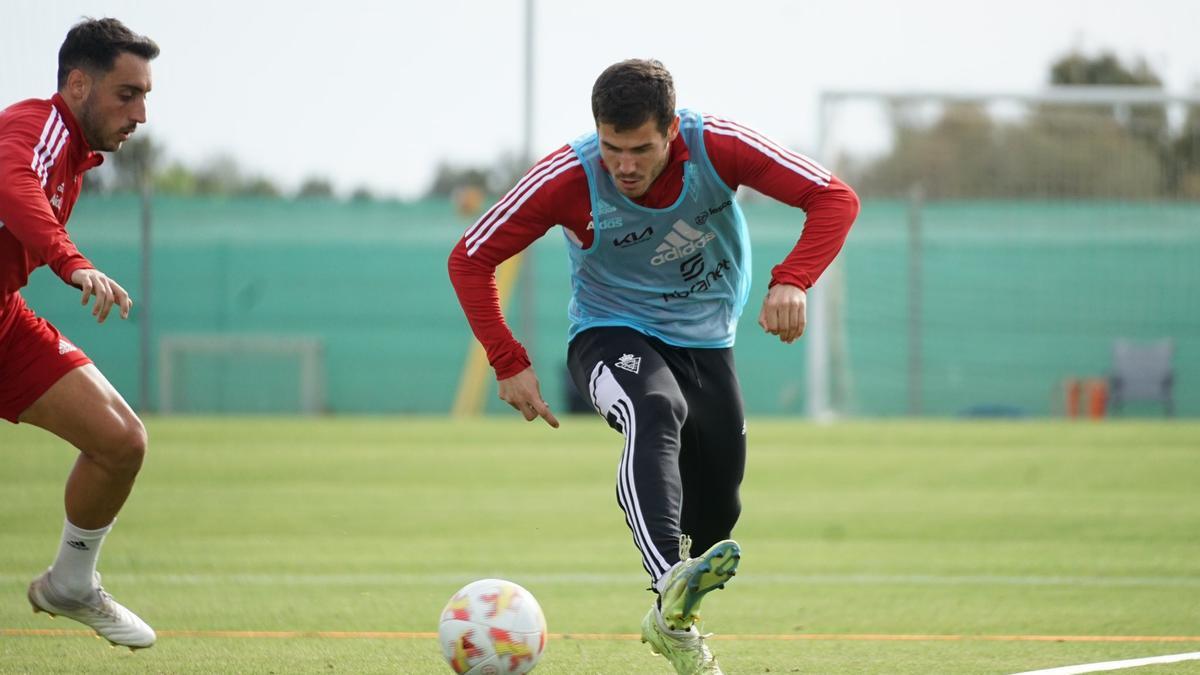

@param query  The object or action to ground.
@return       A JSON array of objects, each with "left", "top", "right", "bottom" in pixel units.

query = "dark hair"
[
  {"left": 591, "top": 59, "right": 676, "bottom": 134},
  {"left": 57, "top": 17, "right": 159, "bottom": 89}
]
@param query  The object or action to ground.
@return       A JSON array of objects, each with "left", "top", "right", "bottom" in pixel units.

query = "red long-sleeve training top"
[
  {"left": 448, "top": 113, "right": 860, "bottom": 379},
  {"left": 0, "top": 93, "right": 102, "bottom": 328}
]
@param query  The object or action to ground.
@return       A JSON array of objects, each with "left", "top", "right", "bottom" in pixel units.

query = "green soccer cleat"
[
  {"left": 657, "top": 537, "right": 740, "bottom": 631},
  {"left": 641, "top": 604, "right": 723, "bottom": 674}
]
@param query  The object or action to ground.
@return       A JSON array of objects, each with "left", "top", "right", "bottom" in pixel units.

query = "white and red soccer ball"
[{"left": 438, "top": 578, "right": 547, "bottom": 674}]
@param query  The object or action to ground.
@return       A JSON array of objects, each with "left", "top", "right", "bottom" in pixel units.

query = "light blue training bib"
[{"left": 565, "top": 109, "right": 751, "bottom": 348}]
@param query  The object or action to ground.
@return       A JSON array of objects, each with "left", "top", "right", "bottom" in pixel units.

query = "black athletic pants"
[{"left": 567, "top": 326, "right": 747, "bottom": 584}]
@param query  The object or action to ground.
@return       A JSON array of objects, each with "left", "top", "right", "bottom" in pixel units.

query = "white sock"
[{"left": 50, "top": 519, "right": 112, "bottom": 597}]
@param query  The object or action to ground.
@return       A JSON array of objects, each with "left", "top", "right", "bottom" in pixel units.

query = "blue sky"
[{"left": 4, "top": 0, "right": 1198, "bottom": 197}]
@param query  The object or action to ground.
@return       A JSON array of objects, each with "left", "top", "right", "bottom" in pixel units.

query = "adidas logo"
[
  {"left": 66, "top": 540, "right": 89, "bottom": 551},
  {"left": 58, "top": 339, "right": 77, "bottom": 355},
  {"left": 651, "top": 220, "right": 716, "bottom": 266}
]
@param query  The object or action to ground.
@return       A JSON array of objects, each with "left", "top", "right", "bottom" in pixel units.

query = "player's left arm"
[{"left": 702, "top": 116, "right": 860, "bottom": 343}]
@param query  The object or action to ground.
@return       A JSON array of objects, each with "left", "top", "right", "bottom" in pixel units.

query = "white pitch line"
[{"left": 1011, "top": 651, "right": 1200, "bottom": 675}]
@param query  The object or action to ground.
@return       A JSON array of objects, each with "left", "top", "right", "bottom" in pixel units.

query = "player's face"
[
  {"left": 598, "top": 115, "right": 680, "bottom": 198},
  {"left": 78, "top": 52, "right": 153, "bottom": 152}
]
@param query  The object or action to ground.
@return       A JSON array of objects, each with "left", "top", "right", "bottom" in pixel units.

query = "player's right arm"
[
  {"left": 448, "top": 146, "right": 583, "bottom": 428},
  {"left": 0, "top": 118, "right": 129, "bottom": 322},
  {"left": 0, "top": 129, "right": 92, "bottom": 280}
]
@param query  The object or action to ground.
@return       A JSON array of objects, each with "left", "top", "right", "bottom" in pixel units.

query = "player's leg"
[
  {"left": 20, "top": 363, "right": 148, "bottom": 534},
  {"left": 1, "top": 304, "right": 155, "bottom": 649},
  {"left": 567, "top": 328, "right": 726, "bottom": 674},
  {"left": 567, "top": 326, "right": 690, "bottom": 582},
  {"left": 637, "top": 347, "right": 744, "bottom": 673},
  {"left": 19, "top": 364, "right": 156, "bottom": 649},
  {"left": 678, "top": 347, "right": 746, "bottom": 555},
  {"left": 644, "top": 347, "right": 746, "bottom": 632}
]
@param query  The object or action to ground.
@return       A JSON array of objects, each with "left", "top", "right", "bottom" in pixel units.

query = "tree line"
[
  {"left": 91, "top": 50, "right": 1200, "bottom": 202},
  {"left": 851, "top": 51, "right": 1200, "bottom": 199},
  {"left": 90, "top": 141, "right": 373, "bottom": 201}
]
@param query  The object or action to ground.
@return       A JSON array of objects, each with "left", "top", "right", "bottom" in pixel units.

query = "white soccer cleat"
[{"left": 27, "top": 568, "right": 156, "bottom": 650}]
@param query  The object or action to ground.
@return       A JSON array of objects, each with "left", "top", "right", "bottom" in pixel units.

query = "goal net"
[
  {"left": 808, "top": 87, "right": 1200, "bottom": 418},
  {"left": 158, "top": 335, "right": 325, "bottom": 414}
]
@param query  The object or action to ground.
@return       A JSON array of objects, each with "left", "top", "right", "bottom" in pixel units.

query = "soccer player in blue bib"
[{"left": 450, "top": 59, "right": 859, "bottom": 673}]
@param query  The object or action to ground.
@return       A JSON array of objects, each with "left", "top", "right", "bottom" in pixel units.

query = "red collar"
[{"left": 51, "top": 93, "right": 105, "bottom": 172}]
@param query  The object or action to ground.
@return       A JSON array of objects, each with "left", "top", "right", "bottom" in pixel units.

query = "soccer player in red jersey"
[
  {"left": 450, "top": 59, "right": 858, "bottom": 673},
  {"left": 0, "top": 18, "right": 159, "bottom": 649}
]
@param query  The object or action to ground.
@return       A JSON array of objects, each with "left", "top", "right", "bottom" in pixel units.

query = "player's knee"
[
  {"left": 96, "top": 416, "right": 148, "bottom": 476},
  {"left": 640, "top": 390, "right": 688, "bottom": 427}
]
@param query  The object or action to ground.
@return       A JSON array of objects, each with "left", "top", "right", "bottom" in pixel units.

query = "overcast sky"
[{"left": 3, "top": 0, "right": 1198, "bottom": 198}]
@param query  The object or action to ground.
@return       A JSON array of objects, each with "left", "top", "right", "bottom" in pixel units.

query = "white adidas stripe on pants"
[{"left": 588, "top": 361, "right": 673, "bottom": 581}]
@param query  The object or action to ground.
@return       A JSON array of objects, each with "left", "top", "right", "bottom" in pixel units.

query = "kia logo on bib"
[
  {"left": 651, "top": 220, "right": 716, "bottom": 266},
  {"left": 614, "top": 226, "right": 654, "bottom": 248}
]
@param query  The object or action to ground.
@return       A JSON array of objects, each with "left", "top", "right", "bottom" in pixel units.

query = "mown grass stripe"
[{"left": 4, "top": 628, "right": 1200, "bottom": 643}]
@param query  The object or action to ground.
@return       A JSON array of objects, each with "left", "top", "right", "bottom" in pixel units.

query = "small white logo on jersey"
[
  {"left": 58, "top": 339, "right": 77, "bottom": 355},
  {"left": 614, "top": 354, "right": 641, "bottom": 374},
  {"left": 651, "top": 220, "right": 716, "bottom": 266},
  {"left": 50, "top": 183, "right": 66, "bottom": 210}
]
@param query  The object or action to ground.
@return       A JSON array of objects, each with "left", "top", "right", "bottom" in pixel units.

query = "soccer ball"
[{"left": 438, "top": 578, "right": 547, "bottom": 674}]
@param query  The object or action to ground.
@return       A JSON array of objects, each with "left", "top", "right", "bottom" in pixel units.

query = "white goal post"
[
  {"left": 157, "top": 335, "right": 326, "bottom": 414},
  {"left": 806, "top": 86, "right": 1200, "bottom": 420}
]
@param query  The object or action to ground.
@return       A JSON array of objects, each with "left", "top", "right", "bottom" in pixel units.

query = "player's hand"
[
  {"left": 757, "top": 283, "right": 807, "bottom": 344},
  {"left": 70, "top": 268, "right": 133, "bottom": 323},
  {"left": 498, "top": 366, "right": 560, "bottom": 428}
]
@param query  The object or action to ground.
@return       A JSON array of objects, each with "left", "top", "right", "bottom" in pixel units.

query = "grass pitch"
[{"left": 2, "top": 417, "right": 1199, "bottom": 673}]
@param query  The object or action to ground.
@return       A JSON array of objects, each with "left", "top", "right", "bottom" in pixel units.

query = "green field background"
[
  {"left": 16, "top": 195, "right": 1199, "bottom": 416},
  {"left": 2, "top": 418, "right": 1198, "bottom": 673}
]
